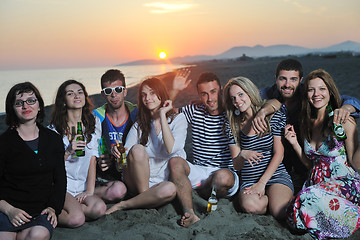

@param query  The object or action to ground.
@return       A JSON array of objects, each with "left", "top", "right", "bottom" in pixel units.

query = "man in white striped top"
[{"left": 168, "top": 72, "right": 239, "bottom": 227}]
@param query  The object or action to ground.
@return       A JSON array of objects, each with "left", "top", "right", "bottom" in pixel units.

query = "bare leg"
[
  {"left": 168, "top": 157, "right": 200, "bottom": 227},
  {"left": 105, "top": 145, "right": 176, "bottom": 214},
  {"left": 0, "top": 232, "right": 16, "bottom": 240},
  {"left": 123, "top": 144, "right": 150, "bottom": 193},
  {"left": 94, "top": 181, "right": 127, "bottom": 203},
  {"left": 81, "top": 195, "right": 106, "bottom": 221},
  {"left": 106, "top": 181, "right": 176, "bottom": 214},
  {"left": 17, "top": 226, "right": 50, "bottom": 240},
  {"left": 197, "top": 169, "right": 235, "bottom": 198},
  {"left": 239, "top": 188, "right": 268, "bottom": 215},
  {"left": 58, "top": 193, "right": 85, "bottom": 228},
  {"left": 266, "top": 184, "right": 293, "bottom": 220}
]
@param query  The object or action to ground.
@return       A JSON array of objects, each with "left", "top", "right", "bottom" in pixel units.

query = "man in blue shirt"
[
  {"left": 252, "top": 59, "right": 360, "bottom": 192},
  {"left": 93, "top": 69, "right": 137, "bottom": 203}
]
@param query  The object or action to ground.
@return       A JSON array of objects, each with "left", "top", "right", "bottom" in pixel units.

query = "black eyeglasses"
[
  {"left": 102, "top": 86, "right": 125, "bottom": 95},
  {"left": 14, "top": 98, "right": 38, "bottom": 107}
]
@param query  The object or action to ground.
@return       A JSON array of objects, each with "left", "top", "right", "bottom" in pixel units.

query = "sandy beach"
[{"left": 1, "top": 55, "right": 360, "bottom": 239}]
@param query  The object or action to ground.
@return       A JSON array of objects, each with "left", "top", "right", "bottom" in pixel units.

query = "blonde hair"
[{"left": 223, "top": 76, "right": 270, "bottom": 142}]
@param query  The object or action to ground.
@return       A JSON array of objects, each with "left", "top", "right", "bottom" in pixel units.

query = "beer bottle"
[
  {"left": 327, "top": 105, "right": 347, "bottom": 141},
  {"left": 207, "top": 185, "right": 218, "bottom": 212},
  {"left": 98, "top": 136, "right": 109, "bottom": 156},
  {"left": 115, "top": 140, "right": 127, "bottom": 171},
  {"left": 75, "top": 122, "right": 85, "bottom": 157}
]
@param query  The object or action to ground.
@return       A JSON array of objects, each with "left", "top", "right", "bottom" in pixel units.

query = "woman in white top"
[
  {"left": 50, "top": 80, "right": 106, "bottom": 228},
  {"left": 106, "top": 77, "right": 187, "bottom": 214}
]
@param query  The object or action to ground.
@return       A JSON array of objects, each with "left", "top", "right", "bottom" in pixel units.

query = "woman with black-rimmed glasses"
[{"left": 0, "top": 82, "right": 66, "bottom": 240}]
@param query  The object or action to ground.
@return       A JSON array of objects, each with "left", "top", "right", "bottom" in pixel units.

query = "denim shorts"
[{"left": 0, "top": 212, "right": 54, "bottom": 237}]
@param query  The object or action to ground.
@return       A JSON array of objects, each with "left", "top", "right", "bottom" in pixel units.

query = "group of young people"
[{"left": 1, "top": 58, "right": 360, "bottom": 240}]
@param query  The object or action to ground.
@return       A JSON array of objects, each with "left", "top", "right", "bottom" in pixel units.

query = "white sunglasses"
[{"left": 102, "top": 86, "right": 125, "bottom": 95}]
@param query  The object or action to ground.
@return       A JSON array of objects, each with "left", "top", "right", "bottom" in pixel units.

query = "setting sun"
[{"left": 159, "top": 52, "right": 167, "bottom": 59}]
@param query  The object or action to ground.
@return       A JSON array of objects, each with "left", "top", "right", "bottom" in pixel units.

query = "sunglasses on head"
[{"left": 102, "top": 86, "right": 125, "bottom": 95}]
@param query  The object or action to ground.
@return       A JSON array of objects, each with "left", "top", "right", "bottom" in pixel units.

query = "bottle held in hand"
[
  {"left": 327, "top": 105, "right": 347, "bottom": 141},
  {"left": 207, "top": 185, "right": 218, "bottom": 212},
  {"left": 115, "top": 141, "right": 127, "bottom": 171},
  {"left": 75, "top": 121, "right": 85, "bottom": 157}
]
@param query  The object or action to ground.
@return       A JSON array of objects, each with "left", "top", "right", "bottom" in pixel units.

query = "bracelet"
[{"left": 258, "top": 179, "right": 266, "bottom": 185}]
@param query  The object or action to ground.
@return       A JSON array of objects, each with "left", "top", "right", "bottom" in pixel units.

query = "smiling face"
[
  {"left": 102, "top": 80, "right": 127, "bottom": 111},
  {"left": 141, "top": 84, "right": 161, "bottom": 112},
  {"left": 197, "top": 80, "right": 221, "bottom": 115},
  {"left": 14, "top": 91, "right": 40, "bottom": 124},
  {"left": 307, "top": 77, "right": 330, "bottom": 110},
  {"left": 276, "top": 70, "right": 302, "bottom": 100},
  {"left": 229, "top": 85, "right": 252, "bottom": 114},
  {"left": 65, "top": 83, "right": 86, "bottom": 109}
]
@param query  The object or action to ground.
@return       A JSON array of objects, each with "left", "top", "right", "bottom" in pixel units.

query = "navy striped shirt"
[
  {"left": 239, "top": 110, "right": 293, "bottom": 190},
  {"left": 180, "top": 104, "right": 235, "bottom": 170}
]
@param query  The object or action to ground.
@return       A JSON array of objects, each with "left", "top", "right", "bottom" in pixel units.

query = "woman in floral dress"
[{"left": 284, "top": 69, "right": 360, "bottom": 239}]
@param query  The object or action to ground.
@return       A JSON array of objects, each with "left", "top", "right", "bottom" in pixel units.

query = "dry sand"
[{"left": 1, "top": 55, "right": 360, "bottom": 239}]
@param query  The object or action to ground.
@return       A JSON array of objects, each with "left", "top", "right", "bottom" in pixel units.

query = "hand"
[
  {"left": 173, "top": 68, "right": 191, "bottom": 91},
  {"left": 69, "top": 134, "right": 86, "bottom": 154},
  {"left": 243, "top": 181, "right": 266, "bottom": 196},
  {"left": 111, "top": 140, "right": 121, "bottom": 159},
  {"left": 240, "top": 150, "right": 263, "bottom": 167},
  {"left": 75, "top": 191, "right": 92, "bottom": 204},
  {"left": 252, "top": 109, "right": 267, "bottom": 134},
  {"left": 97, "top": 154, "right": 113, "bottom": 171},
  {"left": 284, "top": 124, "right": 298, "bottom": 146},
  {"left": 41, "top": 207, "right": 57, "bottom": 228},
  {"left": 7, "top": 207, "right": 32, "bottom": 227},
  {"left": 160, "top": 100, "right": 173, "bottom": 116},
  {"left": 333, "top": 105, "right": 352, "bottom": 124}
]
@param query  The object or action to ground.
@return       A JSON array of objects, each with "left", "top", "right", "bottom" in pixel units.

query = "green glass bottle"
[
  {"left": 75, "top": 122, "right": 85, "bottom": 157},
  {"left": 327, "top": 105, "right": 347, "bottom": 141}
]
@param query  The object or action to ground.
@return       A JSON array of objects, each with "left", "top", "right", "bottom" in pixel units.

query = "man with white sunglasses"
[{"left": 93, "top": 69, "right": 138, "bottom": 203}]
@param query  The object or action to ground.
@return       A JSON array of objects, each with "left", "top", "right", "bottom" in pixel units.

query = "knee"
[
  {"left": 168, "top": 157, "right": 188, "bottom": 178},
  {"left": 91, "top": 201, "right": 107, "bottom": 219},
  {"left": 156, "top": 182, "right": 177, "bottom": 201},
  {"left": 168, "top": 157, "right": 183, "bottom": 172},
  {"left": 106, "top": 181, "right": 127, "bottom": 202},
  {"left": 128, "top": 144, "right": 147, "bottom": 163},
  {"left": 26, "top": 227, "right": 50, "bottom": 240},
  {"left": 66, "top": 213, "right": 85, "bottom": 228},
  {"left": 240, "top": 196, "right": 266, "bottom": 215},
  {"left": 213, "top": 169, "right": 234, "bottom": 188}
]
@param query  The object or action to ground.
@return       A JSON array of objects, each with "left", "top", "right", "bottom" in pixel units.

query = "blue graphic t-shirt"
[{"left": 101, "top": 113, "right": 130, "bottom": 153}]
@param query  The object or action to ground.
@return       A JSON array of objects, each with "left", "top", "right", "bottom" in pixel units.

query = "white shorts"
[{"left": 187, "top": 161, "right": 239, "bottom": 197}]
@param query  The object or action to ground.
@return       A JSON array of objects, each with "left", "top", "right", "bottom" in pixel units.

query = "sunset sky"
[{"left": 1, "top": 0, "right": 359, "bottom": 69}]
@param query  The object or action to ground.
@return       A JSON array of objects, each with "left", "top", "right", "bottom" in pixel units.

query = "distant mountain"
[{"left": 117, "top": 41, "right": 360, "bottom": 66}]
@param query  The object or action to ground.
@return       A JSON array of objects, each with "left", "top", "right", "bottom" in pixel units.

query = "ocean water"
[{"left": 0, "top": 64, "right": 186, "bottom": 114}]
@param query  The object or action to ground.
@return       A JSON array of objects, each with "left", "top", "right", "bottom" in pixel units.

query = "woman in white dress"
[
  {"left": 50, "top": 80, "right": 106, "bottom": 228},
  {"left": 106, "top": 77, "right": 187, "bottom": 214}
]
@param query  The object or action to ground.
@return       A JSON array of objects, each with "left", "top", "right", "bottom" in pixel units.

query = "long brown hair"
[
  {"left": 223, "top": 76, "right": 270, "bottom": 142},
  {"left": 50, "top": 80, "right": 95, "bottom": 143},
  {"left": 300, "top": 69, "right": 342, "bottom": 142},
  {"left": 137, "top": 77, "right": 176, "bottom": 145}
]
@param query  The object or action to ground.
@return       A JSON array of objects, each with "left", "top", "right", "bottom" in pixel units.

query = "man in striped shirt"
[{"left": 169, "top": 72, "right": 239, "bottom": 227}]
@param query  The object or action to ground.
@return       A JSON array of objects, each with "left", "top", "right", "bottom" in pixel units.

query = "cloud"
[
  {"left": 283, "top": 0, "right": 320, "bottom": 14},
  {"left": 144, "top": 2, "right": 197, "bottom": 14}
]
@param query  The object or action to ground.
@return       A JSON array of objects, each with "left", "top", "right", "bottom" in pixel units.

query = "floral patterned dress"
[{"left": 287, "top": 135, "right": 360, "bottom": 239}]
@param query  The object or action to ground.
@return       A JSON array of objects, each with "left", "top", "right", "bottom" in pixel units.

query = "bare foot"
[
  {"left": 105, "top": 203, "right": 123, "bottom": 215},
  {"left": 180, "top": 212, "right": 200, "bottom": 227}
]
